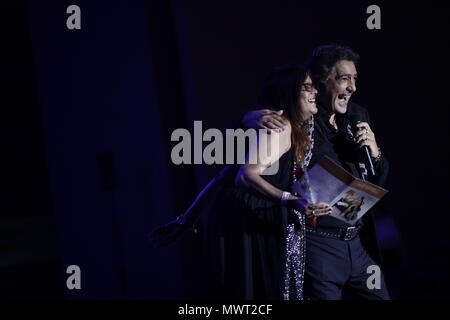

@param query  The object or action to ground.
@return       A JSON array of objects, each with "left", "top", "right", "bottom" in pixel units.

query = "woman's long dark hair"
[{"left": 257, "top": 64, "right": 311, "bottom": 165}]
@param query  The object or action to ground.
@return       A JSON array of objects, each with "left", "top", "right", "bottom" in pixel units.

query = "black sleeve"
[
  {"left": 373, "top": 154, "right": 389, "bottom": 187},
  {"left": 225, "top": 116, "right": 246, "bottom": 131},
  {"left": 221, "top": 107, "right": 255, "bottom": 133},
  {"left": 225, "top": 105, "right": 277, "bottom": 132}
]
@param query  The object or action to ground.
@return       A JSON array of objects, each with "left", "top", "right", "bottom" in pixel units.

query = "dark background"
[{"left": 1, "top": 0, "right": 449, "bottom": 299}]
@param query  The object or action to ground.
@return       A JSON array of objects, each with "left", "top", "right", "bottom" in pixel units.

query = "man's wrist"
[
  {"left": 372, "top": 147, "right": 382, "bottom": 162},
  {"left": 240, "top": 110, "right": 254, "bottom": 130}
]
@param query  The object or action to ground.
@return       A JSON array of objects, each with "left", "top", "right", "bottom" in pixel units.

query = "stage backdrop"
[{"left": 17, "top": 0, "right": 450, "bottom": 299}]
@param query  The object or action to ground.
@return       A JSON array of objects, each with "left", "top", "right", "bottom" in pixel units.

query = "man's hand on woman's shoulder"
[{"left": 241, "top": 109, "right": 288, "bottom": 133}]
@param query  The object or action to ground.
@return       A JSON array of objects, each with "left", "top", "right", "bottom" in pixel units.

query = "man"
[{"left": 243, "top": 44, "right": 390, "bottom": 300}]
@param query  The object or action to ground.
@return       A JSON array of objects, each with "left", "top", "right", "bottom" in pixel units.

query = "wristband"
[
  {"left": 373, "top": 148, "right": 382, "bottom": 162},
  {"left": 281, "top": 191, "right": 292, "bottom": 206}
]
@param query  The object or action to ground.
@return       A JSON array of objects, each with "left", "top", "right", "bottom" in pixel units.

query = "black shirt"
[{"left": 306, "top": 102, "right": 389, "bottom": 228}]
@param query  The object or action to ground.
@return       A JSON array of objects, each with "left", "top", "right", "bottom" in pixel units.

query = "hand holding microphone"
[{"left": 350, "top": 115, "right": 381, "bottom": 177}]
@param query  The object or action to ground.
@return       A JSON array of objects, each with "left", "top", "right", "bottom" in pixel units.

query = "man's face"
[{"left": 323, "top": 60, "right": 358, "bottom": 114}]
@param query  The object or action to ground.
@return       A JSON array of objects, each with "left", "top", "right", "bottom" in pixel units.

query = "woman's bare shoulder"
[{"left": 267, "top": 118, "right": 291, "bottom": 150}]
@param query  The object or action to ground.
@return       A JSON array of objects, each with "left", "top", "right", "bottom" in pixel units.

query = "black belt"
[{"left": 306, "top": 225, "right": 362, "bottom": 241}]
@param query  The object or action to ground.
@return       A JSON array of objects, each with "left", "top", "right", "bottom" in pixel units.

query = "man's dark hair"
[{"left": 306, "top": 43, "right": 360, "bottom": 87}]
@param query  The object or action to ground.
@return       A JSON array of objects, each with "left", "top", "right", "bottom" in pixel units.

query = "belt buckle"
[{"left": 343, "top": 226, "right": 356, "bottom": 240}]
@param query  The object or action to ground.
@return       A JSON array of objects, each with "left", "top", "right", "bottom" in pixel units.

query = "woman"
[{"left": 151, "top": 65, "right": 331, "bottom": 299}]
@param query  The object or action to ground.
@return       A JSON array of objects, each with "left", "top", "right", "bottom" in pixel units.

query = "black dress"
[{"left": 204, "top": 147, "right": 296, "bottom": 300}]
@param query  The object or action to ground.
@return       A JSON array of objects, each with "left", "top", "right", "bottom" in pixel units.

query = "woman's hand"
[
  {"left": 149, "top": 216, "right": 191, "bottom": 248},
  {"left": 305, "top": 202, "right": 332, "bottom": 217},
  {"left": 305, "top": 202, "right": 333, "bottom": 217},
  {"left": 150, "top": 170, "right": 228, "bottom": 248},
  {"left": 288, "top": 199, "right": 332, "bottom": 216}
]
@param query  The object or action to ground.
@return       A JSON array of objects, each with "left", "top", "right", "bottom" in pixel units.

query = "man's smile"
[{"left": 337, "top": 94, "right": 351, "bottom": 107}]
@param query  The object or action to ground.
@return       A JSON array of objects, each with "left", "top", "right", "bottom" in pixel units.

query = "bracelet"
[
  {"left": 372, "top": 148, "right": 382, "bottom": 162},
  {"left": 280, "top": 191, "right": 292, "bottom": 206}
]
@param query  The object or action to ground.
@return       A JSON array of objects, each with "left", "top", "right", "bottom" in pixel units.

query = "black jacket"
[{"left": 309, "top": 102, "right": 389, "bottom": 266}]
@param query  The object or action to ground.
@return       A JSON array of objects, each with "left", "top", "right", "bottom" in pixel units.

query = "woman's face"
[{"left": 298, "top": 75, "right": 318, "bottom": 121}]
